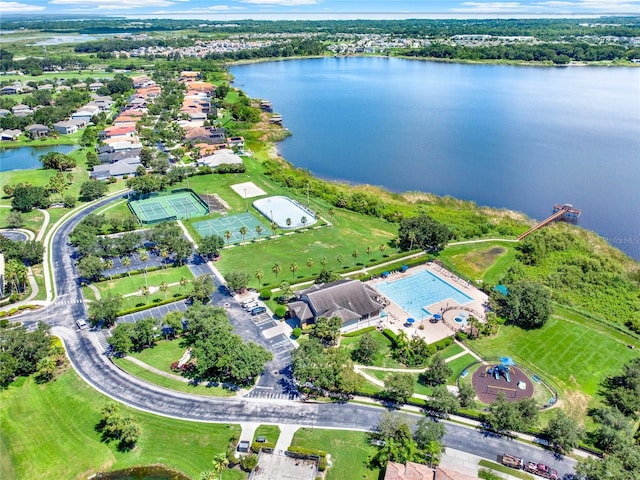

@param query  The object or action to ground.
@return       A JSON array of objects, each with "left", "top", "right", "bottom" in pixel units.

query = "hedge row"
[
  {"left": 0, "top": 304, "right": 40, "bottom": 318},
  {"left": 116, "top": 294, "right": 188, "bottom": 317},
  {"left": 342, "top": 326, "right": 377, "bottom": 337},
  {"left": 287, "top": 446, "right": 328, "bottom": 471}
]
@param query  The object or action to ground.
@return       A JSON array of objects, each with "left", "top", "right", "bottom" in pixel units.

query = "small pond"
[{"left": 0, "top": 144, "right": 78, "bottom": 172}]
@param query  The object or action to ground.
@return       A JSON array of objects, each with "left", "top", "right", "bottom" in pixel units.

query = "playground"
[
  {"left": 193, "top": 212, "right": 266, "bottom": 244},
  {"left": 128, "top": 190, "right": 209, "bottom": 224},
  {"left": 470, "top": 361, "right": 535, "bottom": 404}
]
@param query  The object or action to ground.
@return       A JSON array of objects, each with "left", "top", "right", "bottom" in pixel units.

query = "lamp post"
[{"left": 244, "top": 188, "right": 248, "bottom": 212}]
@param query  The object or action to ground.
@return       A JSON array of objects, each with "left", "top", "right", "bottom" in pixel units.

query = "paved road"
[{"left": 18, "top": 195, "right": 577, "bottom": 479}]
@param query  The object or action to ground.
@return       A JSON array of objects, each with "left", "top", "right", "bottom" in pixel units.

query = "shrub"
[
  {"left": 240, "top": 454, "right": 258, "bottom": 471},
  {"left": 292, "top": 327, "right": 302, "bottom": 339},
  {"left": 275, "top": 305, "right": 287, "bottom": 318},
  {"left": 260, "top": 288, "right": 272, "bottom": 300},
  {"left": 342, "top": 326, "right": 376, "bottom": 337}
]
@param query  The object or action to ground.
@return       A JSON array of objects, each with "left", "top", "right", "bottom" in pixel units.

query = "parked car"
[{"left": 251, "top": 306, "right": 267, "bottom": 316}]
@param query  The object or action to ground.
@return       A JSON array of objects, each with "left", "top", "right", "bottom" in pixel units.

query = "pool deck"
[{"left": 368, "top": 262, "right": 489, "bottom": 344}]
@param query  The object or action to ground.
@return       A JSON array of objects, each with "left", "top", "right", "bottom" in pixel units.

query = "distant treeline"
[
  {"left": 3, "top": 17, "right": 639, "bottom": 39},
  {"left": 204, "top": 39, "right": 324, "bottom": 61},
  {"left": 73, "top": 38, "right": 193, "bottom": 54},
  {"left": 403, "top": 42, "right": 640, "bottom": 64}
]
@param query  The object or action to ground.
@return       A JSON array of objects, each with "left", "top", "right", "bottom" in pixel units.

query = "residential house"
[
  {"left": 0, "top": 109, "right": 10, "bottom": 117},
  {"left": 185, "top": 81, "right": 215, "bottom": 95},
  {"left": 38, "top": 84, "right": 54, "bottom": 92},
  {"left": 184, "top": 126, "right": 226, "bottom": 145},
  {"left": 102, "top": 137, "right": 142, "bottom": 151},
  {"left": 101, "top": 123, "right": 137, "bottom": 139},
  {"left": 89, "top": 82, "right": 104, "bottom": 92},
  {"left": 53, "top": 120, "right": 79, "bottom": 135},
  {"left": 131, "top": 75, "right": 155, "bottom": 88},
  {"left": 287, "top": 279, "right": 384, "bottom": 330},
  {"left": 90, "top": 158, "right": 142, "bottom": 180},
  {"left": 227, "top": 136, "right": 245, "bottom": 151},
  {"left": 1, "top": 86, "right": 18, "bottom": 95},
  {"left": 0, "top": 129, "right": 22, "bottom": 141},
  {"left": 72, "top": 104, "right": 100, "bottom": 123},
  {"left": 197, "top": 149, "right": 243, "bottom": 168},
  {"left": 97, "top": 149, "right": 141, "bottom": 164},
  {"left": 25, "top": 124, "right": 50, "bottom": 139},
  {"left": 72, "top": 82, "right": 87, "bottom": 90},
  {"left": 384, "top": 462, "right": 480, "bottom": 480},
  {"left": 179, "top": 71, "right": 201, "bottom": 82},
  {"left": 11, "top": 104, "right": 32, "bottom": 116}
]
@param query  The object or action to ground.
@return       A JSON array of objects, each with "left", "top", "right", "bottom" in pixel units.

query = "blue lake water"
[
  {"left": 0, "top": 144, "right": 78, "bottom": 172},
  {"left": 231, "top": 57, "right": 640, "bottom": 260}
]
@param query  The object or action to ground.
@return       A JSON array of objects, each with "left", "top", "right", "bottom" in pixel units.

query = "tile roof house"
[
  {"left": 0, "top": 129, "right": 22, "bottom": 141},
  {"left": 288, "top": 279, "right": 383, "bottom": 329},
  {"left": 25, "top": 124, "right": 50, "bottom": 139},
  {"left": 53, "top": 120, "right": 80, "bottom": 135},
  {"left": 90, "top": 158, "right": 141, "bottom": 179},
  {"left": 384, "top": 462, "right": 480, "bottom": 480},
  {"left": 184, "top": 126, "right": 226, "bottom": 145}
]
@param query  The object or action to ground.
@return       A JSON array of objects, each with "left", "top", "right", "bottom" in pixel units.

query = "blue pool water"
[{"left": 375, "top": 269, "right": 472, "bottom": 319}]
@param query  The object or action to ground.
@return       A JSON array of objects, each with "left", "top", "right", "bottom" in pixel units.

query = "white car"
[{"left": 76, "top": 319, "right": 88, "bottom": 330}]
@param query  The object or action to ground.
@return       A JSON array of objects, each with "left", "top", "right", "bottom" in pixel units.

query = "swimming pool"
[
  {"left": 253, "top": 196, "right": 317, "bottom": 229},
  {"left": 375, "top": 269, "right": 473, "bottom": 319}
]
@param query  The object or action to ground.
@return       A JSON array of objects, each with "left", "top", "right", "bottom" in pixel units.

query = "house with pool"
[{"left": 287, "top": 279, "right": 384, "bottom": 331}]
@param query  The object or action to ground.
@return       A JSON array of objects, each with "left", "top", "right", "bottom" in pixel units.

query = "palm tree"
[
  {"left": 179, "top": 276, "right": 189, "bottom": 293},
  {"left": 239, "top": 226, "right": 247, "bottom": 244},
  {"left": 160, "top": 248, "right": 169, "bottom": 268},
  {"left": 210, "top": 452, "right": 229, "bottom": 480},
  {"left": 122, "top": 256, "right": 131, "bottom": 276},
  {"left": 290, "top": 262, "right": 298, "bottom": 279},
  {"left": 395, "top": 237, "right": 401, "bottom": 253},
  {"left": 270, "top": 222, "right": 278, "bottom": 236},
  {"left": 159, "top": 281, "right": 168, "bottom": 300},
  {"left": 141, "top": 285, "right": 150, "bottom": 304},
  {"left": 138, "top": 249, "right": 149, "bottom": 273},
  {"left": 408, "top": 232, "right": 417, "bottom": 251},
  {"left": 255, "top": 269, "right": 264, "bottom": 287},
  {"left": 336, "top": 254, "right": 344, "bottom": 269},
  {"left": 255, "top": 224, "right": 263, "bottom": 237},
  {"left": 320, "top": 256, "right": 328, "bottom": 269},
  {"left": 103, "top": 258, "right": 113, "bottom": 280},
  {"left": 352, "top": 249, "right": 360, "bottom": 265},
  {"left": 306, "top": 257, "right": 314, "bottom": 275},
  {"left": 379, "top": 244, "right": 387, "bottom": 258},
  {"left": 366, "top": 246, "right": 373, "bottom": 262},
  {"left": 224, "top": 230, "right": 232, "bottom": 246},
  {"left": 300, "top": 216, "right": 307, "bottom": 228},
  {"left": 272, "top": 263, "right": 281, "bottom": 281}
]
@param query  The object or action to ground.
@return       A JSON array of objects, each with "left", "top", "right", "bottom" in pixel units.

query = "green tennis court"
[
  {"left": 193, "top": 212, "right": 266, "bottom": 244},
  {"left": 129, "top": 190, "right": 209, "bottom": 224}
]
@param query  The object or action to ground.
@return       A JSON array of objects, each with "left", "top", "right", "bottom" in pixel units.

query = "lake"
[
  {"left": 0, "top": 144, "right": 78, "bottom": 172},
  {"left": 231, "top": 57, "right": 640, "bottom": 260}
]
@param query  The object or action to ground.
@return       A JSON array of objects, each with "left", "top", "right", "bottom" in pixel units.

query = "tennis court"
[
  {"left": 129, "top": 190, "right": 209, "bottom": 224},
  {"left": 193, "top": 212, "right": 266, "bottom": 244}
]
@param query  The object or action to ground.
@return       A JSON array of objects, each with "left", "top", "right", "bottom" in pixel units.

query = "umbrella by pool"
[
  {"left": 407, "top": 318, "right": 415, "bottom": 325},
  {"left": 433, "top": 314, "right": 441, "bottom": 319}
]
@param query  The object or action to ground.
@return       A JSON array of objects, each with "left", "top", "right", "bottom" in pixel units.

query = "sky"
[{"left": 0, "top": 0, "right": 639, "bottom": 20}]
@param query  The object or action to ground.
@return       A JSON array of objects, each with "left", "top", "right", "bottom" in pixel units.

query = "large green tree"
[
  {"left": 495, "top": 280, "right": 552, "bottom": 329},
  {"left": 398, "top": 214, "right": 452, "bottom": 252},
  {"left": 79, "top": 180, "right": 109, "bottom": 201},
  {"left": 383, "top": 372, "right": 415, "bottom": 404},
  {"left": 543, "top": 410, "right": 583, "bottom": 453},
  {"left": 39, "top": 151, "right": 76, "bottom": 171},
  {"left": 311, "top": 316, "right": 342, "bottom": 346},
  {"left": 351, "top": 332, "right": 381, "bottom": 365},
  {"left": 198, "top": 234, "right": 224, "bottom": 260},
  {"left": 88, "top": 294, "right": 123, "bottom": 328},
  {"left": 420, "top": 353, "right": 452, "bottom": 387},
  {"left": 11, "top": 185, "right": 50, "bottom": 212},
  {"left": 189, "top": 274, "right": 214, "bottom": 304}
]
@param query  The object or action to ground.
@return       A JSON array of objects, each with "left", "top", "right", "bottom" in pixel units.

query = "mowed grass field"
[
  {"left": 468, "top": 314, "right": 640, "bottom": 399},
  {"left": 291, "top": 428, "right": 380, "bottom": 480},
  {"left": 0, "top": 370, "right": 244, "bottom": 480}
]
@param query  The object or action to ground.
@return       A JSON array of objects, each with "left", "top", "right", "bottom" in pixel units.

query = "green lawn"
[
  {"left": 445, "top": 354, "right": 477, "bottom": 384},
  {"left": 439, "top": 342, "right": 465, "bottom": 360},
  {"left": 467, "top": 314, "right": 640, "bottom": 398},
  {"left": 0, "top": 208, "right": 45, "bottom": 234},
  {"left": 128, "top": 339, "right": 188, "bottom": 374},
  {"left": 90, "top": 266, "right": 194, "bottom": 297},
  {"left": 0, "top": 370, "right": 242, "bottom": 480},
  {"left": 438, "top": 241, "right": 518, "bottom": 285},
  {"left": 290, "top": 428, "right": 380, "bottom": 480},
  {"left": 340, "top": 330, "right": 403, "bottom": 368},
  {"left": 112, "top": 357, "right": 235, "bottom": 397},
  {"left": 253, "top": 425, "right": 281, "bottom": 445}
]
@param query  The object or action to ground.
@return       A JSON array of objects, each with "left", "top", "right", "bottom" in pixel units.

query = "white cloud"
[
  {"left": 49, "top": 0, "right": 177, "bottom": 9},
  {"left": 452, "top": 1, "right": 530, "bottom": 12},
  {"left": 239, "top": 0, "right": 319, "bottom": 5},
  {"left": 0, "top": 1, "right": 45, "bottom": 11}
]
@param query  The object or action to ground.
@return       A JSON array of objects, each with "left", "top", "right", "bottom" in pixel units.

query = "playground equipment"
[{"left": 488, "top": 364, "right": 511, "bottom": 382}]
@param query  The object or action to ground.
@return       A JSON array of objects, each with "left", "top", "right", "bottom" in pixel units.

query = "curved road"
[{"left": 19, "top": 195, "right": 577, "bottom": 478}]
